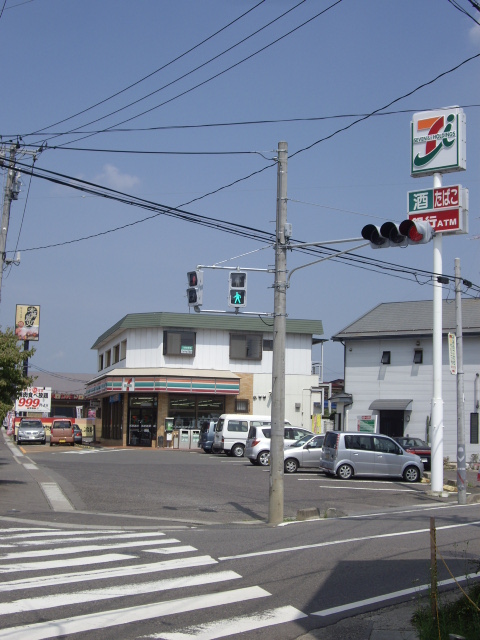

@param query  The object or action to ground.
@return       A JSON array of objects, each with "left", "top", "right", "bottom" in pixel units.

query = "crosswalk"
[{"left": 0, "top": 526, "right": 307, "bottom": 639}]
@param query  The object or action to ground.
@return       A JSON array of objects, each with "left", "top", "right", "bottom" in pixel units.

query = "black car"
[
  {"left": 394, "top": 437, "right": 431, "bottom": 470},
  {"left": 72, "top": 424, "right": 83, "bottom": 444}
]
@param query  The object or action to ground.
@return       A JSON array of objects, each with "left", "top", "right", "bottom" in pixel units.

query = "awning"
[
  {"left": 369, "top": 399, "right": 413, "bottom": 411},
  {"left": 86, "top": 368, "right": 240, "bottom": 398}
]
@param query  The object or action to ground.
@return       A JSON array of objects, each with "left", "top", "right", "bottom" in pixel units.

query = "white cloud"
[
  {"left": 95, "top": 164, "right": 140, "bottom": 191},
  {"left": 469, "top": 24, "right": 480, "bottom": 45}
]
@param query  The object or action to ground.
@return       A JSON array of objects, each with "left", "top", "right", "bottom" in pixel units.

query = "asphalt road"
[
  {"left": 12, "top": 443, "right": 449, "bottom": 525},
  {"left": 2, "top": 434, "right": 480, "bottom": 639}
]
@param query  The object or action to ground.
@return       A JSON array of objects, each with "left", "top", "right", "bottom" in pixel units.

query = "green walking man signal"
[{"left": 228, "top": 271, "right": 247, "bottom": 308}]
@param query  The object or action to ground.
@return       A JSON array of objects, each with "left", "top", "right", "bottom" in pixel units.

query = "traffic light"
[
  {"left": 186, "top": 270, "right": 203, "bottom": 308},
  {"left": 228, "top": 271, "right": 247, "bottom": 307},
  {"left": 361, "top": 220, "right": 434, "bottom": 249}
]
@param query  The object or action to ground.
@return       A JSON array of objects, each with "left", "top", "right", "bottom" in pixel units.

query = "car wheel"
[
  {"left": 231, "top": 444, "right": 244, "bottom": 458},
  {"left": 17, "top": 440, "right": 21, "bottom": 446},
  {"left": 50, "top": 441, "right": 53, "bottom": 446},
  {"left": 257, "top": 451, "right": 270, "bottom": 466},
  {"left": 42, "top": 439, "right": 46, "bottom": 445},
  {"left": 284, "top": 458, "right": 299, "bottom": 474},
  {"left": 337, "top": 464, "right": 353, "bottom": 480},
  {"left": 403, "top": 465, "right": 420, "bottom": 483}
]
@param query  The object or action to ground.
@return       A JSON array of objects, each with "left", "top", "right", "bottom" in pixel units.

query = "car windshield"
[
  {"left": 20, "top": 421, "right": 42, "bottom": 429},
  {"left": 290, "top": 435, "right": 312, "bottom": 448},
  {"left": 402, "top": 438, "right": 428, "bottom": 447}
]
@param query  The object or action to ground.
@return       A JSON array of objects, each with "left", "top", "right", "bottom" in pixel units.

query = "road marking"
[
  {"left": 40, "top": 483, "right": 74, "bottom": 511},
  {"left": 312, "top": 572, "right": 480, "bottom": 617},
  {"left": 0, "top": 555, "right": 217, "bottom": 590},
  {"left": 0, "top": 586, "right": 270, "bottom": 640},
  {"left": 0, "top": 553, "right": 136, "bottom": 573},
  {"left": 0, "top": 570, "right": 242, "bottom": 615},
  {"left": 146, "top": 545, "right": 197, "bottom": 555},
  {"left": 22, "top": 463, "right": 38, "bottom": 470},
  {"left": 155, "top": 605, "right": 308, "bottom": 639},
  {"left": 0, "top": 538, "right": 179, "bottom": 560},
  {"left": 219, "top": 519, "right": 480, "bottom": 561},
  {"left": 12, "top": 530, "right": 170, "bottom": 546},
  {"left": 311, "top": 484, "right": 416, "bottom": 492}
]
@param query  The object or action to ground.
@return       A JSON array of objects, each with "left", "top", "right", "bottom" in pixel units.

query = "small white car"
[
  {"left": 284, "top": 434, "right": 325, "bottom": 473},
  {"left": 246, "top": 426, "right": 313, "bottom": 466}
]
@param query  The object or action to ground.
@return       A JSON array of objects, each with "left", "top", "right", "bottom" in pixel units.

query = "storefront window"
[{"left": 169, "top": 395, "right": 224, "bottom": 428}]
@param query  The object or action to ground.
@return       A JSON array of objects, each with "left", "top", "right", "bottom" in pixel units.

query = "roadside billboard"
[
  {"left": 15, "top": 387, "right": 51, "bottom": 413},
  {"left": 15, "top": 305, "right": 40, "bottom": 341}
]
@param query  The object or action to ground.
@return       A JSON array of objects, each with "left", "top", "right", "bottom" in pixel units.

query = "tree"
[{"left": 0, "top": 328, "right": 35, "bottom": 423}]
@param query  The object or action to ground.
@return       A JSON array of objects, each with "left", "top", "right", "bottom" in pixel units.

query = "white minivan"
[{"left": 212, "top": 414, "right": 292, "bottom": 457}]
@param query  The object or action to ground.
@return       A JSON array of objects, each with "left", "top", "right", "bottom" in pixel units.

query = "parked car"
[
  {"left": 198, "top": 420, "right": 217, "bottom": 453},
  {"left": 284, "top": 434, "right": 325, "bottom": 473},
  {"left": 50, "top": 420, "right": 75, "bottom": 446},
  {"left": 16, "top": 419, "right": 46, "bottom": 445},
  {"left": 393, "top": 437, "right": 431, "bottom": 470},
  {"left": 213, "top": 414, "right": 292, "bottom": 457},
  {"left": 320, "top": 431, "right": 423, "bottom": 482},
  {"left": 245, "top": 426, "right": 313, "bottom": 466},
  {"left": 72, "top": 424, "right": 83, "bottom": 444}
]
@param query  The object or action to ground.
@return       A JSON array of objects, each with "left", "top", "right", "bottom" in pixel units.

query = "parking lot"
[{"left": 9, "top": 438, "right": 474, "bottom": 525}]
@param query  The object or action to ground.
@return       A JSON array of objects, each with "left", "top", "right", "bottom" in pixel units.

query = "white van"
[{"left": 212, "top": 414, "right": 292, "bottom": 457}]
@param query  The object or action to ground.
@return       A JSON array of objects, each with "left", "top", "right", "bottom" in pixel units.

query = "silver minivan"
[{"left": 320, "top": 431, "right": 423, "bottom": 482}]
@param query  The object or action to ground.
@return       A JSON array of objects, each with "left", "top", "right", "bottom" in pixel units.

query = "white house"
[
  {"left": 332, "top": 299, "right": 480, "bottom": 461},
  {"left": 86, "top": 312, "right": 324, "bottom": 446}
]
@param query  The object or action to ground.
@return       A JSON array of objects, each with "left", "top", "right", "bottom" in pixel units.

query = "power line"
[
  {"left": 30, "top": 0, "right": 313, "bottom": 146},
  {"left": 28, "top": 0, "right": 268, "bottom": 136},
  {"left": 8, "top": 156, "right": 480, "bottom": 296},
  {"left": 39, "top": 1, "right": 344, "bottom": 149},
  {"left": 7, "top": 104, "right": 479, "bottom": 140}
]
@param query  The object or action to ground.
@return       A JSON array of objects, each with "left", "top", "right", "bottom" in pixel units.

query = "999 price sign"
[{"left": 15, "top": 387, "right": 51, "bottom": 413}]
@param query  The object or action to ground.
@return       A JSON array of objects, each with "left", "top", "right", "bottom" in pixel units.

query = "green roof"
[{"left": 92, "top": 312, "right": 323, "bottom": 349}]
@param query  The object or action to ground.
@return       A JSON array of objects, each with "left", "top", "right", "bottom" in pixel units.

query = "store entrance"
[{"left": 128, "top": 396, "right": 157, "bottom": 446}]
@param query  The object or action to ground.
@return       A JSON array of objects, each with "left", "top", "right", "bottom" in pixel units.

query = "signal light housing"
[
  {"left": 228, "top": 271, "right": 247, "bottom": 308},
  {"left": 186, "top": 270, "right": 203, "bottom": 308},
  {"left": 362, "top": 220, "right": 434, "bottom": 249}
]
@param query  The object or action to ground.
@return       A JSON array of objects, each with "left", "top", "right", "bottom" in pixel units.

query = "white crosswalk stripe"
[{"left": 0, "top": 525, "right": 307, "bottom": 639}]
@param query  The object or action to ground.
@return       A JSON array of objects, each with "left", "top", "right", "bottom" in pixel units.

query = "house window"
[
  {"left": 98, "top": 354, "right": 104, "bottom": 371},
  {"left": 413, "top": 349, "right": 423, "bottom": 364},
  {"left": 471, "top": 413, "right": 479, "bottom": 445},
  {"left": 230, "top": 333, "right": 262, "bottom": 360},
  {"left": 263, "top": 339, "right": 273, "bottom": 351},
  {"left": 105, "top": 350, "right": 111, "bottom": 368},
  {"left": 381, "top": 351, "right": 391, "bottom": 365},
  {"left": 120, "top": 340, "right": 127, "bottom": 360},
  {"left": 163, "top": 330, "right": 196, "bottom": 356},
  {"left": 113, "top": 344, "right": 120, "bottom": 364},
  {"left": 235, "top": 399, "right": 249, "bottom": 413}
]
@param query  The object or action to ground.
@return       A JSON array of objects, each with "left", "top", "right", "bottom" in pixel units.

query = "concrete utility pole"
[
  {"left": 269, "top": 141, "right": 287, "bottom": 526},
  {"left": 455, "top": 257, "right": 466, "bottom": 505},
  {"left": 0, "top": 145, "right": 17, "bottom": 304},
  {"left": 430, "top": 172, "right": 445, "bottom": 494}
]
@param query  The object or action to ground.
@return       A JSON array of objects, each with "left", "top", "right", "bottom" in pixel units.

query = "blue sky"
[{"left": 0, "top": 0, "right": 479, "bottom": 381}]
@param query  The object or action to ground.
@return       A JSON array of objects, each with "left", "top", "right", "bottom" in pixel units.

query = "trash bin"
[
  {"left": 190, "top": 429, "right": 200, "bottom": 448},
  {"left": 173, "top": 430, "right": 179, "bottom": 449},
  {"left": 179, "top": 429, "right": 190, "bottom": 449},
  {"left": 158, "top": 435, "right": 164, "bottom": 448}
]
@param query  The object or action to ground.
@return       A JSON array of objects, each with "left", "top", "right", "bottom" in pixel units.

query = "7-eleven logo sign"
[{"left": 411, "top": 108, "right": 466, "bottom": 177}]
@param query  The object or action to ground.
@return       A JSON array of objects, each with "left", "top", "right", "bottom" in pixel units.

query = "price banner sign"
[{"left": 15, "top": 387, "right": 51, "bottom": 413}]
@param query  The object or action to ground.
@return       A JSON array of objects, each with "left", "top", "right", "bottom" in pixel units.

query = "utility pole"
[
  {"left": 269, "top": 141, "right": 288, "bottom": 526},
  {"left": 455, "top": 257, "right": 466, "bottom": 505},
  {"left": 0, "top": 145, "right": 18, "bottom": 304},
  {"left": 430, "top": 172, "right": 445, "bottom": 495}
]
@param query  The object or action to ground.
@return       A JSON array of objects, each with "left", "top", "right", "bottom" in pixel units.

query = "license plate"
[
  {"left": 421, "top": 458, "right": 428, "bottom": 462},
  {"left": 59, "top": 439, "right": 66, "bottom": 443}
]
